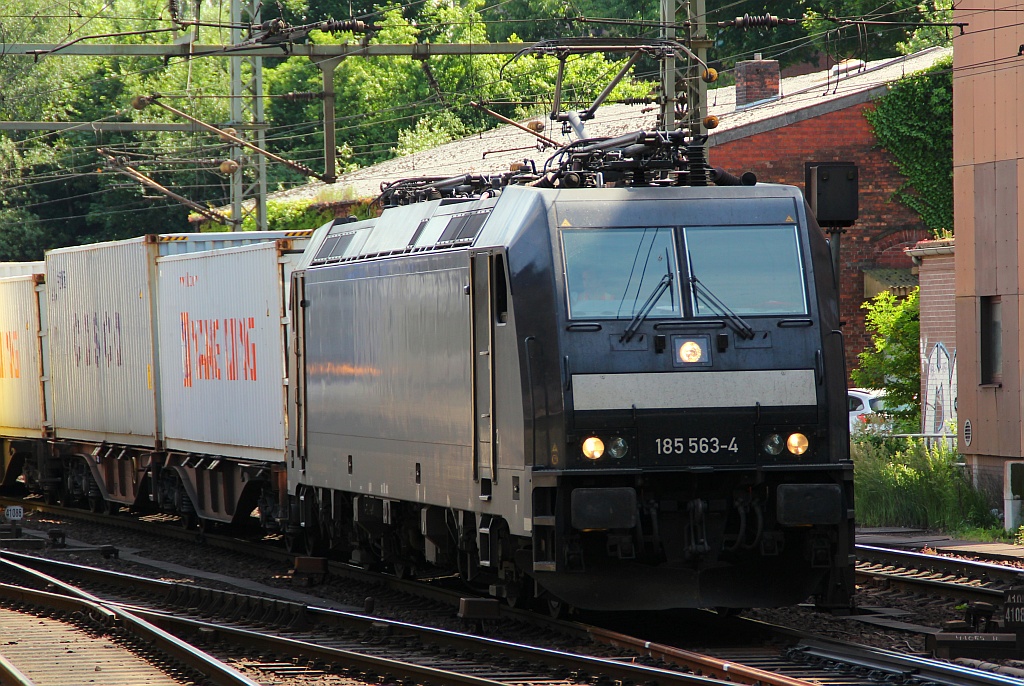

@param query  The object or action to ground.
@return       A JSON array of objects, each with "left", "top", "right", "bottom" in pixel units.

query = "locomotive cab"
[
  {"left": 497, "top": 184, "right": 854, "bottom": 610},
  {"left": 285, "top": 159, "right": 854, "bottom": 613}
]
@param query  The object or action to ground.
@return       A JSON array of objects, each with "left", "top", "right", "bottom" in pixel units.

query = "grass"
[{"left": 851, "top": 435, "right": 997, "bottom": 532}]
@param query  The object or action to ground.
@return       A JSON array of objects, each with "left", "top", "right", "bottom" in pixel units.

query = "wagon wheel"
[
  {"left": 88, "top": 495, "right": 105, "bottom": 513},
  {"left": 302, "top": 530, "right": 322, "bottom": 557},
  {"left": 391, "top": 561, "right": 413, "bottom": 579},
  {"left": 544, "top": 598, "right": 568, "bottom": 619}
]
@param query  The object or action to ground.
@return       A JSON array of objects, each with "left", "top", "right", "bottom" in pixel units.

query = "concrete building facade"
[{"left": 953, "top": 2, "right": 1024, "bottom": 527}]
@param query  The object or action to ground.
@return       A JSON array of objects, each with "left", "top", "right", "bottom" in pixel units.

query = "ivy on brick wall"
[{"left": 865, "top": 56, "right": 952, "bottom": 234}]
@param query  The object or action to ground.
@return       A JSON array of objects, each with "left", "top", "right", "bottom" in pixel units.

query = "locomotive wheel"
[
  {"left": 43, "top": 488, "right": 60, "bottom": 506},
  {"left": 391, "top": 561, "right": 413, "bottom": 579},
  {"left": 103, "top": 499, "right": 119, "bottom": 516},
  {"left": 58, "top": 487, "right": 77, "bottom": 508},
  {"left": 180, "top": 512, "right": 197, "bottom": 530},
  {"left": 88, "top": 495, "right": 104, "bottom": 513}
]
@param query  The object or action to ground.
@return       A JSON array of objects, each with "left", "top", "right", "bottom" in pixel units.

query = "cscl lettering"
[
  {"left": 72, "top": 311, "right": 123, "bottom": 368},
  {"left": 180, "top": 313, "right": 257, "bottom": 387}
]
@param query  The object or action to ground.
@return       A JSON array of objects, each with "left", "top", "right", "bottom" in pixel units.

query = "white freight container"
[
  {"left": 0, "top": 262, "right": 44, "bottom": 279},
  {"left": 46, "top": 237, "right": 161, "bottom": 445},
  {"left": 157, "top": 241, "right": 305, "bottom": 462},
  {"left": 0, "top": 273, "right": 50, "bottom": 437},
  {"left": 45, "top": 231, "right": 312, "bottom": 448}
]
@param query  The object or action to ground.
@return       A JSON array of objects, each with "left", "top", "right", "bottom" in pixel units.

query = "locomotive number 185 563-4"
[{"left": 655, "top": 437, "right": 739, "bottom": 455}]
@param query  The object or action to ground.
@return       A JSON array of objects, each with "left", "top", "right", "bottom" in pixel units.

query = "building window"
[{"left": 980, "top": 295, "right": 1002, "bottom": 385}]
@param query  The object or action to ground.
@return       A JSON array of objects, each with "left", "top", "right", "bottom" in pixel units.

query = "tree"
[{"left": 851, "top": 288, "right": 921, "bottom": 432}]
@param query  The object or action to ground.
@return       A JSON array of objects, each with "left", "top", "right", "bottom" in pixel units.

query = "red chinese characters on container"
[
  {"left": 0, "top": 331, "right": 19, "bottom": 379},
  {"left": 179, "top": 313, "right": 257, "bottom": 388}
]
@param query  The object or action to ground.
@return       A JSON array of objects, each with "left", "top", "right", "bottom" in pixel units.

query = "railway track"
[
  {"left": 855, "top": 544, "right": 1024, "bottom": 605},
  {"left": 6, "top": 546, "right": 1021, "bottom": 686},
  {"left": 5, "top": 497, "right": 1024, "bottom": 686},
  {"left": 0, "top": 550, "right": 756, "bottom": 686},
  {"left": 0, "top": 556, "right": 259, "bottom": 685}
]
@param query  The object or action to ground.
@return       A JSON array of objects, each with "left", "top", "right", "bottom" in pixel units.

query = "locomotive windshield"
[
  {"left": 685, "top": 225, "right": 807, "bottom": 316},
  {"left": 563, "top": 224, "right": 806, "bottom": 319},
  {"left": 564, "top": 228, "right": 680, "bottom": 320}
]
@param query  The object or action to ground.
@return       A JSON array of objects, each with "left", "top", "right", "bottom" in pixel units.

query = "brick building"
[
  {"left": 268, "top": 47, "right": 949, "bottom": 379},
  {"left": 907, "top": 239, "right": 957, "bottom": 436}
]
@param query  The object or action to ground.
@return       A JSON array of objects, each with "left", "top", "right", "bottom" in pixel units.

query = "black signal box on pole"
[{"left": 805, "top": 163, "right": 858, "bottom": 226}]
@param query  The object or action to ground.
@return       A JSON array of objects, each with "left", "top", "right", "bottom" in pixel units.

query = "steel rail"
[
  {"left": 0, "top": 653, "right": 35, "bottom": 686},
  {"left": 584, "top": 625, "right": 814, "bottom": 686},
  {"left": 0, "top": 555, "right": 260, "bottom": 686},
  {"left": 794, "top": 637, "right": 1023, "bottom": 686}
]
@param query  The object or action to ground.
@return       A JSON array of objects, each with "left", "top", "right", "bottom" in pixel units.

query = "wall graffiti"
[{"left": 922, "top": 341, "right": 956, "bottom": 435}]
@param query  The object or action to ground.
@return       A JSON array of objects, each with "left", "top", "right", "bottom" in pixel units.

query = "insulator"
[
  {"left": 219, "top": 127, "right": 238, "bottom": 143},
  {"left": 702, "top": 68, "right": 718, "bottom": 83},
  {"left": 723, "top": 13, "right": 796, "bottom": 29},
  {"left": 168, "top": 0, "right": 179, "bottom": 21},
  {"left": 526, "top": 120, "right": 544, "bottom": 132},
  {"left": 219, "top": 159, "right": 240, "bottom": 175},
  {"left": 282, "top": 91, "right": 322, "bottom": 102},
  {"left": 703, "top": 115, "right": 719, "bottom": 129},
  {"left": 620, "top": 97, "right": 654, "bottom": 106},
  {"left": 260, "top": 18, "right": 287, "bottom": 34},
  {"left": 321, "top": 19, "right": 370, "bottom": 33}
]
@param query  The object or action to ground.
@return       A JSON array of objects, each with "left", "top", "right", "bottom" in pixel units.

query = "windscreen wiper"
[
  {"left": 689, "top": 275, "right": 755, "bottom": 340},
  {"left": 620, "top": 272, "right": 673, "bottom": 343}
]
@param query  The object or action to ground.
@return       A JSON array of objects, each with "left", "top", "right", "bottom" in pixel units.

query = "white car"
[{"left": 848, "top": 388, "right": 889, "bottom": 433}]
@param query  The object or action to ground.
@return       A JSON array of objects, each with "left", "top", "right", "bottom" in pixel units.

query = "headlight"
[
  {"left": 607, "top": 436, "right": 629, "bottom": 459},
  {"left": 671, "top": 335, "right": 711, "bottom": 367},
  {"left": 763, "top": 433, "right": 784, "bottom": 456},
  {"left": 582, "top": 436, "right": 605, "bottom": 460},
  {"left": 679, "top": 340, "right": 703, "bottom": 363},
  {"left": 786, "top": 433, "right": 809, "bottom": 455}
]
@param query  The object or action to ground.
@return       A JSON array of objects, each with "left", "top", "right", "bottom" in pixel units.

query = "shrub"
[{"left": 852, "top": 436, "right": 995, "bottom": 530}]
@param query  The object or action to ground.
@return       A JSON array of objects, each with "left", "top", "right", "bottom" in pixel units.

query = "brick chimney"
[{"left": 735, "top": 54, "right": 780, "bottom": 108}]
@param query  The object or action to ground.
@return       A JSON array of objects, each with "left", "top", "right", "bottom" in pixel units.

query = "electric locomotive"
[{"left": 284, "top": 132, "right": 855, "bottom": 611}]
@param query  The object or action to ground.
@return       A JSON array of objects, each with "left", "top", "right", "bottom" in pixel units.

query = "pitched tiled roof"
[{"left": 267, "top": 46, "right": 951, "bottom": 204}]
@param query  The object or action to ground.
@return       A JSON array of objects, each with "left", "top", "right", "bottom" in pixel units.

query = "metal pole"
[{"left": 311, "top": 56, "right": 344, "bottom": 184}]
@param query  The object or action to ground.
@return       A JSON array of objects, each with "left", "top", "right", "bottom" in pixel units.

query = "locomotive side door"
[
  {"left": 470, "top": 251, "right": 497, "bottom": 496},
  {"left": 289, "top": 270, "right": 308, "bottom": 475}
]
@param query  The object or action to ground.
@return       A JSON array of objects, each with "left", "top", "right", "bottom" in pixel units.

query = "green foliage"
[
  {"left": 393, "top": 111, "right": 468, "bottom": 156},
  {"left": 851, "top": 437, "right": 996, "bottom": 530},
  {"left": 239, "top": 200, "right": 334, "bottom": 233},
  {"left": 0, "top": 208, "right": 50, "bottom": 261},
  {"left": 851, "top": 288, "right": 921, "bottom": 431},
  {"left": 864, "top": 56, "right": 952, "bottom": 233}
]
